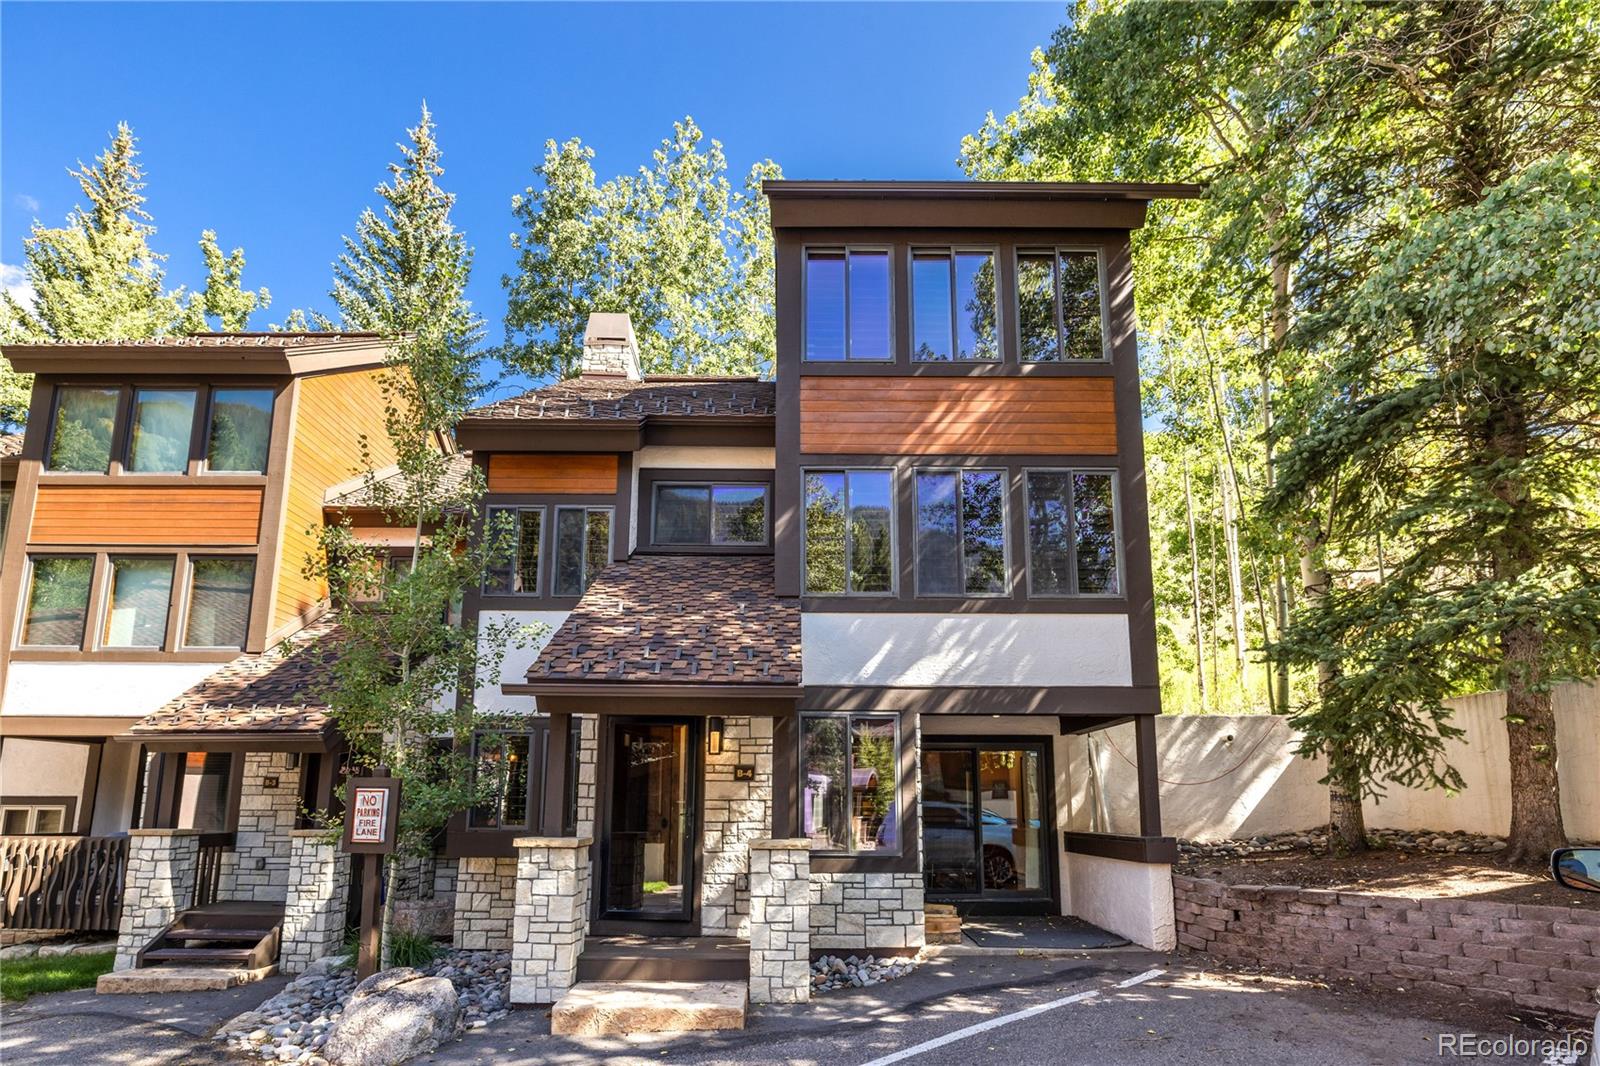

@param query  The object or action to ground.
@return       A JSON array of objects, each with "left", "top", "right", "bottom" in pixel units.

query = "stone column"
[
  {"left": 113, "top": 829, "right": 200, "bottom": 972},
  {"left": 452, "top": 857, "right": 517, "bottom": 950},
  {"left": 509, "top": 836, "right": 591, "bottom": 1005},
  {"left": 279, "top": 830, "right": 351, "bottom": 974},
  {"left": 748, "top": 838, "right": 812, "bottom": 1004}
]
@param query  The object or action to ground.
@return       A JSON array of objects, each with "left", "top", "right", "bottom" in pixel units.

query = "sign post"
[{"left": 341, "top": 770, "right": 400, "bottom": 980}]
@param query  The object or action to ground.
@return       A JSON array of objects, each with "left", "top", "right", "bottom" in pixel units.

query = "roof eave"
[{"left": 761, "top": 179, "right": 1205, "bottom": 201}]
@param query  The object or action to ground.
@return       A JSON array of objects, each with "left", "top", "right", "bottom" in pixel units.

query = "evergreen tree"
[{"left": 503, "top": 117, "right": 781, "bottom": 379}]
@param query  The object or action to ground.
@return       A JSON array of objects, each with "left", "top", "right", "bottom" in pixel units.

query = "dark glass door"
[
  {"left": 602, "top": 720, "right": 696, "bottom": 922},
  {"left": 922, "top": 743, "right": 1052, "bottom": 904}
]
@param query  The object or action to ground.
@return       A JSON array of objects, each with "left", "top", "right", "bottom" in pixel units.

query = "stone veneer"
[
  {"left": 509, "top": 837, "right": 592, "bottom": 1006},
  {"left": 217, "top": 752, "right": 300, "bottom": 903},
  {"left": 453, "top": 857, "right": 518, "bottom": 950},
  {"left": 279, "top": 830, "right": 350, "bottom": 974},
  {"left": 810, "top": 872, "right": 926, "bottom": 951},
  {"left": 1174, "top": 874, "right": 1600, "bottom": 1017},
  {"left": 113, "top": 829, "right": 200, "bottom": 972},
  {"left": 574, "top": 715, "right": 597, "bottom": 838},
  {"left": 748, "top": 839, "right": 811, "bottom": 1004},
  {"left": 701, "top": 716, "right": 773, "bottom": 937}
]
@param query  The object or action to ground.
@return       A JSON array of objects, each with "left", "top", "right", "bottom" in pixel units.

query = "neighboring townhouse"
[{"left": 0, "top": 179, "right": 1195, "bottom": 1009}]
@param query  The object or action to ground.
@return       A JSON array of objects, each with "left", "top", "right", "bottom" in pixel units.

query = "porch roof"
[{"left": 518, "top": 555, "right": 801, "bottom": 691}]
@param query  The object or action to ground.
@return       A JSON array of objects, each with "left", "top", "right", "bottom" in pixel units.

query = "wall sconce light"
[
  {"left": 707, "top": 717, "right": 725, "bottom": 756},
  {"left": 285, "top": 753, "right": 301, "bottom": 771}
]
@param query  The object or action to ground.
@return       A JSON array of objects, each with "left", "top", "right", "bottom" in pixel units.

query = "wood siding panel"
[
  {"left": 275, "top": 368, "right": 400, "bottom": 629},
  {"left": 487, "top": 453, "right": 617, "bottom": 495},
  {"left": 799, "top": 376, "right": 1118, "bottom": 455},
  {"left": 30, "top": 485, "right": 264, "bottom": 545}
]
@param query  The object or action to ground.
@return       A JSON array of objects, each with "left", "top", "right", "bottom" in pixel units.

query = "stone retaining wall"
[
  {"left": 810, "top": 872, "right": 925, "bottom": 952},
  {"left": 453, "top": 857, "right": 517, "bottom": 951},
  {"left": 1173, "top": 874, "right": 1600, "bottom": 1017}
]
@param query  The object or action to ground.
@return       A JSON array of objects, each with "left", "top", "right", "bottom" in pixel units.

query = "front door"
[
  {"left": 922, "top": 741, "right": 1055, "bottom": 912},
  {"left": 598, "top": 718, "right": 699, "bottom": 929}
]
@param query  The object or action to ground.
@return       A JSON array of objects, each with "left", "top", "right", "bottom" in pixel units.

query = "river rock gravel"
[{"left": 810, "top": 952, "right": 917, "bottom": 992}]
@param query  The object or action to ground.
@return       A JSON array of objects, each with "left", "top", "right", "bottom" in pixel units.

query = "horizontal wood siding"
[
  {"left": 487, "top": 453, "right": 617, "bottom": 494},
  {"left": 275, "top": 368, "right": 399, "bottom": 629},
  {"left": 30, "top": 485, "right": 264, "bottom": 545},
  {"left": 799, "top": 376, "right": 1118, "bottom": 455}
]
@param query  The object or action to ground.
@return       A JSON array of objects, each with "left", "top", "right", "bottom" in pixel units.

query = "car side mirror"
[{"left": 1551, "top": 847, "right": 1600, "bottom": 893}]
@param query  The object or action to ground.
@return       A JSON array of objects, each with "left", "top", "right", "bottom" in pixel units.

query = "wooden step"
[
  {"left": 552, "top": 981, "right": 746, "bottom": 1035},
  {"left": 143, "top": 947, "right": 256, "bottom": 963},
  {"left": 577, "top": 937, "right": 749, "bottom": 983},
  {"left": 166, "top": 928, "right": 271, "bottom": 941}
]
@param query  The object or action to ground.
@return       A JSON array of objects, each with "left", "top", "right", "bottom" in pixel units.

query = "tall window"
[
  {"left": 206, "top": 388, "right": 274, "bottom": 472},
  {"left": 102, "top": 556, "right": 175, "bottom": 648},
  {"left": 800, "top": 713, "right": 899, "bottom": 854},
  {"left": 176, "top": 752, "right": 232, "bottom": 833},
  {"left": 803, "top": 469, "right": 893, "bottom": 595},
  {"left": 912, "top": 250, "right": 998, "bottom": 361},
  {"left": 1025, "top": 471, "right": 1120, "bottom": 595},
  {"left": 183, "top": 557, "right": 254, "bottom": 648},
  {"left": 469, "top": 731, "right": 532, "bottom": 829},
  {"left": 20, "top": 556, "right": 93, "bottom": 647},
  {"left": 1017, "top": 249, "right": 1105, "bottom": 362},
  {"left": 47, "top": 386, "right": 119, "bottom": 472},
  {"left": 552, "top": 507, "right": 611, "bottom": 596},
  {"left": 127, "top": 388, "right": 197, "bottom": 473},
  {"left": 915, "top": 469, "right": 1007, "bottom": 596},
  {"left": 652, "top": 483, "right": 768, "bottom": 546},
  {"left": 484, "top": 507, "right": 543, "bottom": 595},
  {"left": 805, "top": 248, "right": 892, "bottom": 361}
]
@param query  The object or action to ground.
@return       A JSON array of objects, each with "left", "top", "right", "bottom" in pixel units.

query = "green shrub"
[{"left": 386, "top": 929, "right": 440, "bottom": 969}]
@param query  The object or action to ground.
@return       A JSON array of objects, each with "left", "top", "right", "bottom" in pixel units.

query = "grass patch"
[
  {"left": 1, "top": 951, "right": 115, "bottom": 1002},
  {"left": 643, "top": 881, "right": 670, "bottom": 894}
]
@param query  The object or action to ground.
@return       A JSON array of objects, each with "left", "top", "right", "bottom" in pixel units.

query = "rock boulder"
[{"left": 322, "top": 967, "right": 460, "bottom": 1066}]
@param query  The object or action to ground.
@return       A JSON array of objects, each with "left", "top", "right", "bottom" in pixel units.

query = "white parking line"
[{"left": 856, "top": 968, "right": 1167, "bottom": 1066}]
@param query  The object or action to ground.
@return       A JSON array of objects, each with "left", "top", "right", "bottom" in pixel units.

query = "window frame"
[
  {"left": 17, "top": 553, "right": 97, "bottom": 649},
  {"left": 912, "top": 467, "right": 1011, "bottom": 598},
  {"left": 201, "top": 385, "right": 277, "bottom": 475},
  {"left": 122, "top": 386, "right": 202, "bottom": 476},
  {"left": 800, "top": 467, "right": 898, "bottom": 597},
  {"left": 1013, "top": 246, "right": 1111, "bottom": 364},
  {"left": 482, "top": 505, "right": 547, "bottom": 598},
  {"left": 909, "top": 246, "right": 1002, "bottom": 363},
  {"left": 45, "top": 384, "right": 124, "bottom": 474},
  {"left": 1022, "top": 467, "right": 1125, "bottom": 598},
  {"left": 798, "top": 711, "right": 902, "bottom": 857},
  {"left": 551, "top": 505, "right": 613, "bottom": 598},
  {"left": 649, "top": 481, "right": 772, "bottom": 548},
  {"left": 98, "top": 553, "right": 178, "bottom": 650},
  {"left": 180, "top": 555, "right": 257, "bottom": 651},
  {"left": 466, "top": 728, "right": 538, "bottom": 831},
  {"left": 801, "top": 244, "right": 896, "bottom": 363},
  {"left": 38, "top": 382, "right": 279, "bottom": 479},
  {"left": 0, "top": 803, "right": 71, "bottom": 835}
]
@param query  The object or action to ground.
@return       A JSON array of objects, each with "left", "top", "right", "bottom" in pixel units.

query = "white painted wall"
[
  {"left": 2, "top": 661, "right": 224, "bottom": 717},
  {"left": 473, "top": 609, "right": 568, "bottom": 715},
  {"left": 802, "top": 613, "right": 1132, "bottom": 687},
  {"left": 1065, "top": 680, "right": 1600, "bottom": 842},
  {"left": 1067, "top": 852, "right": 1176, "bottom": 950}
]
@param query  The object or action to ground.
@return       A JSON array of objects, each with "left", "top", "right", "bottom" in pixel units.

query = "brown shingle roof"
[
  {"left": 128, "top": 620, "right": 342, "bottom": 736},
  {"left": 467, "top": 376, "right": 775, "bottom": 424},
  {"left": 0, "top": 432, "right": 22, "bottom": 460},
  {"left": 8, "top": 332, "right": 384, "bottom": 350},
  {"left": 527, "top": 556, "right": 800, "bottom": 686}
]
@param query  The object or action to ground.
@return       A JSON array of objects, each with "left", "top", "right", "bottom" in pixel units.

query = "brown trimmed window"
[
  {"left": 804, "top": 247, "right": 892, "bottom": 361},
  {"left": 914, "top": 469, "right": 1007, "bottom": 596},
  {"left": 20, "top": 556, "right": 94, "bottom": 647},
  {"left": 205, "top": 388, "right": 274, "bottom": 472},
  {"left": 468, "top": 731, "right": 532, "bottom": 829},
  {"left": 1024, "top": 470, "right": 1120, "bottom": 596},
  {"left": 484, "top": 506, "right": 544, "bottom": 596},
  {"left": 802, "top": 469, "right": 894, "bottom": 595},
  {"left": 651, "top": 483, "right": 768, "bottom": 546},
  {"left": 1017, "top": 249, "right": 1106, "bottom": 362},
  {"left": 912, "top": 249, "right": 998, "bottom": 362},
  {"left": 47, "top": 386, "right": 119, "bottom": 472},
  {"left": 127, "top": 388, "right": 197, "bottom": 473},
  {"left": 552, "top": 507, "right": 611, "bottom": 597},
  {"left": 800, "top": 713, "right": 900, "bottom": 854},
  {"left": 0, "top": 804, "right": 68, "bottom": 834},
  {"left": 183, "top": 557, "right": 254, "bottom": 649},
  {"left": 102, "top": 556, "right": 175, "bottom": 648}
]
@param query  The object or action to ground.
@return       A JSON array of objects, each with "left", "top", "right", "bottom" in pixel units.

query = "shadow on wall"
[{"left": 1066, "top": 679, "right": 1599, "bottom": 842}]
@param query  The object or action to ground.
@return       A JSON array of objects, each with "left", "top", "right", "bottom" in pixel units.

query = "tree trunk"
[
  {"left": 1182, "top": 457, "right": 1208, "bottom": 712},
  {"left": 1301, "top": 521, "right": 1366, "bottom": 853},
  {"left": 1502, "top": 622, "right": 1565, "bottom": 861},
  {"left": 1261, "top": 365, "right": 1291, "bottom": 715}
]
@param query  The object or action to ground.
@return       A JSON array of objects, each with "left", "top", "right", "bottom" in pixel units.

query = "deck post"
[
  {"left": 541, "top": 713, "right": 571, "bottom": 837},
  {"left": 1135, "top": 714, "right": 1162, "bottom": 837}
]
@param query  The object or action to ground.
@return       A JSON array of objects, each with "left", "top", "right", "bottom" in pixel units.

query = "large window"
[
  {"left": 102, "top": 556, "right": 175, "bottom": 648},
  {"left": 20, "top": 556, "right": 93, "bottom": 647},
  {"left": 800, "top": 713, "right": 899, "bottom": 854},
  {"left": 1017, "top": 249, "right": 1105, "bottom": 362},
  {"left": 206, "top": 388, "right": 274, "bottom": 472},
  {"left": 805, "top": 248, "right": 892, "bottom": 361},
  {"left": 1025, "top": 470, "right": 1120, "bottom": 595},
  {"left": 484, "top": 507, "right": 543, "bottom": 595},
  {"left": 652, "top": 483, "right": 768, "bottom": 546},
  {"left": 183, "top": 557, "right": 255, "bottom": 648},
  {"left": 803, "top": 469, "right": 894, "bottom": 595},
  {"left": 47, "top": 386, "right": 119, "bottom": 472},
  {"left": 469, "top": 731, "right": 532, "bottom": 829},
  {"left": 915, "top": 469, "right": 1007, "bottom": 596},
  {"left": 127, "top": 388, "right": 197, "bottom": 473},
  {"left": 552, "top": 507, "right": 611, "bottom": 597},
  {"left": 912, "top": 249, "right": 998, "bottom": 362}
]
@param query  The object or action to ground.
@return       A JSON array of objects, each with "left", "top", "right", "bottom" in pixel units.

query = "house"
[{"left": 0, "top": 179, "right": 1195, "bottom": 1009}]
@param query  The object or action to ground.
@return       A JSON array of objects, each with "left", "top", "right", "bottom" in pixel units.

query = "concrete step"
[
  {"left": 97, "top": 964, "right": 275, "bottom": 994},
  {"left": 551, "top": 981, "right": 747, "bottom": 1036}
]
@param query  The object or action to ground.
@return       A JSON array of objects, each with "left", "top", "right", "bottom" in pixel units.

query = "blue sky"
[{"left": 2, "top": 2, "right": 1063, "bottom": 397}]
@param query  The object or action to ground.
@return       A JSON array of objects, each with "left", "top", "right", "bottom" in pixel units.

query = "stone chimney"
[{"left": 579, "top": 312, "right": 643, "bottom": 380}]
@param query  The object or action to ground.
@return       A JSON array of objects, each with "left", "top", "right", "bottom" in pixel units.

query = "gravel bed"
[
  {"left": 217, "top": 948, "right": 509, "bottom": 1064},
  {"left": 1178, "top": 827, "right": 1508, "bottom": 862},
  {"left": 811, "top": 952, "right": 916, "bottom": 992}
]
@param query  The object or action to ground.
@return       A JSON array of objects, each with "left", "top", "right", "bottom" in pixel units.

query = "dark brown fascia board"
[
  {"left": 1063, "top": 831, "right": 1179, "bottom": 864},
  {"left": 762, "top": 180, "right": 1204, "bottom": 201},
  {"left": 455, "top": 415, "right": 774, "bottom": 453},
  {"left": 117, "top": 729, "right": 338, "bottom": 753},
  {"left": 798, "top": 685, "right": 1161, "bottom": 716},
  {"left": 505, "top": 680, "right": 801, "bottom": 699},
  {"left": 2, "top": 341, "right": 394, "bottom": 376}
]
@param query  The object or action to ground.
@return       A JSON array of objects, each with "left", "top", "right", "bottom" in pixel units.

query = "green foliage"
[
  {"left": 386, "top": 929, "right": 441, "bottom": 969},
  {"left": 0, "top": 951, "right": 115, "bottom": 1002},
  {"left": 502, "top": 117, "right": 780, "bottom": 378}
]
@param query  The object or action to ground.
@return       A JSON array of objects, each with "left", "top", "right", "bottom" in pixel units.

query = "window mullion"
[
  {"left": 1066, "top": 473, "right": 1078, "bottom": 596},
  {"left": 841, "top": 474, "right": 853, "bottom": 594},
  {"left": 843, "top": 251, "right": 853, "bottom": 361},
  {"left": 843, "top": 713, "right": 856, "bottom": 855}
]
